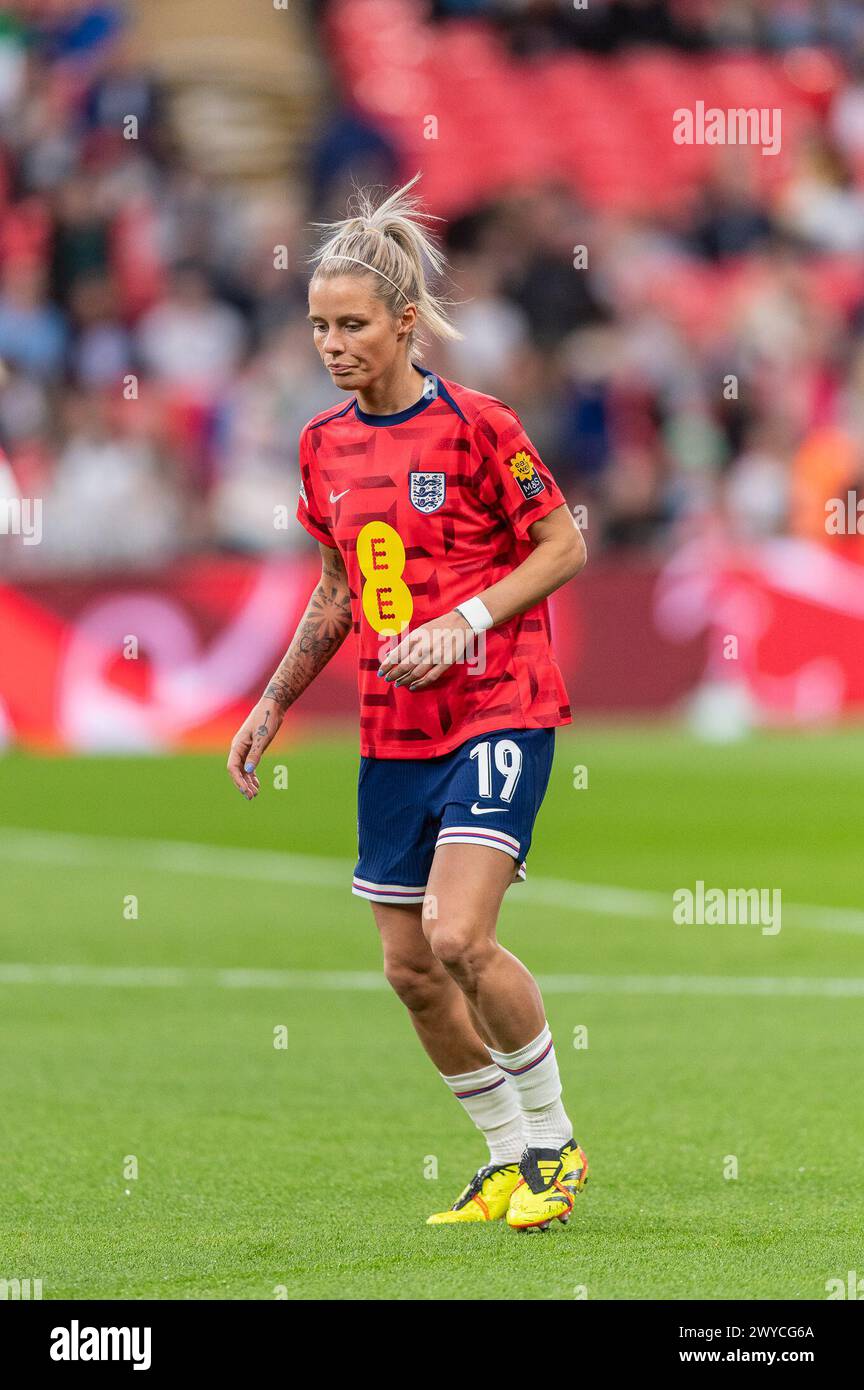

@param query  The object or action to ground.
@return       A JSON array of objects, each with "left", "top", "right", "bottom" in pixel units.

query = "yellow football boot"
[
  {"left": 506, "top": 1145, "right": 577, "bottom": 1232},
  {"left": 426, "top": 1161, "right": 520, "bottom": 1224},
  {"left": 557, "top": 1138, "right": 589, "bottom": 1221}
]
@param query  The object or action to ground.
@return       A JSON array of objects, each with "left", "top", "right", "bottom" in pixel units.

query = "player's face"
[{"left": 308, "top": 275, "right": 409, "bottom": 389}]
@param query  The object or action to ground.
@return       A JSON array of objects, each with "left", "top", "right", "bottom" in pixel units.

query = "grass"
[{"left": 1, "top": 726, "right": 862, "bottom": 1299}]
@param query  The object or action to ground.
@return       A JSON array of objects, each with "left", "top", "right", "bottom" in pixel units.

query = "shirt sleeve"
[
  {"left": 474, "top": 402, "right": 569, "bottom": 542},
  {"left": 295, "top": 427, "right": 337, "bottom": 547}
]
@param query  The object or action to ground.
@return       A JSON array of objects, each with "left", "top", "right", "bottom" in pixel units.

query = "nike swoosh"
[
  {"left": 329, "top": 488, "right": 350, "bottom": 503},
  {"left": 470, "top": 803, "right": 509, "bottom": 816}
]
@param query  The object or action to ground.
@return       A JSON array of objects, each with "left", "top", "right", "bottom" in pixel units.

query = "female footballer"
[{"left": 227, "top": 176, "right": 588, "bottom": 1231}]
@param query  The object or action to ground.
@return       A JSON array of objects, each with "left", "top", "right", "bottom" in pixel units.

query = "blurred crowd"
[
  {"left": 430, "top": 0, "right": 864, "bottom": 54},
  {"left": 1, "top": 0, "right": 864, "bottom": 573}
]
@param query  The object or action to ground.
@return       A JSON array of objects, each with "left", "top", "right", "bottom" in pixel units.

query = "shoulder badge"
[{"left": 508, "top": 450, "right": 545, "bottom": 500}]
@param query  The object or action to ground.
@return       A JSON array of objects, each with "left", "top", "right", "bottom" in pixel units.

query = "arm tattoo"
[{"left": 263, "top": 556, "right": 353, "bottom": 710}]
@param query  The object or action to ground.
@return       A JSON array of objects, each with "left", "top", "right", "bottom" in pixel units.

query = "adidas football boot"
[{"left": 426, "top": 1160, "right": 520, "bottom": 1224}]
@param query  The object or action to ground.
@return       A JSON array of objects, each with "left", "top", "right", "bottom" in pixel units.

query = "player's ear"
[{"left": 395, "top": 303, "right": 417, "bottom": 342}]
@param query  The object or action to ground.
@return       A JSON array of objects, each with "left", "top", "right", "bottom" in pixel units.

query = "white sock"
[
  {"left": 487, "top": 1022, "right": 573, "bottom": 1150},
  {"left": 440, "top": 1063, "right": 524, "bottom": 1165}
]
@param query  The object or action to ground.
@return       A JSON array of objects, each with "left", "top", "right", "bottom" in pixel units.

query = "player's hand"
[
  {"left": 378, "top": 611, "right": 474, "bottom": 692},
  {"left": 227, "top": 697, "right": 284, "bottom": 799}
]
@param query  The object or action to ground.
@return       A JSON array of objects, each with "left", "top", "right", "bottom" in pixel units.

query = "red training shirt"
[{"left": 296, "top": 366, "right": 573, "bottom": 758}]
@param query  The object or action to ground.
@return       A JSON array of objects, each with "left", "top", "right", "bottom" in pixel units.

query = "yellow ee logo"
[{"left": 356, "top": 521, "right": 413, "bottom": 633}]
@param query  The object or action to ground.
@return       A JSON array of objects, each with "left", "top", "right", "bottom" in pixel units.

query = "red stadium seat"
[{"left": 326, "top": 0, "right": 833, "bottom": 215}]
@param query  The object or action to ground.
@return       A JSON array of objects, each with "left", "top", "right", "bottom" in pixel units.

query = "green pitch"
[{"left": 1, "top": 726, "right": 862, "bottom": 1300}]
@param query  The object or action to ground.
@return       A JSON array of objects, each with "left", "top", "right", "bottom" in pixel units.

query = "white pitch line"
[
  {"left": 0, "top": 962, "right": 862, "bottom": 998},
  {"left": 1, "top": 826, "right": 863, "bottom": 935},
  {"left": 0, "top": 827, "right": 347, "bottom": 888}
]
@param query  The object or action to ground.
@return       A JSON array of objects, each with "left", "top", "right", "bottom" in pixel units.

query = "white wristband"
[{"left": 455, "top": 596, "right": 493, "bottom": 633}]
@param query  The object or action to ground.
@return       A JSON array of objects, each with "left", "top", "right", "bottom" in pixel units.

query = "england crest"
[{"left": 409, "top": 471, "right": 446, "bottom": 514}]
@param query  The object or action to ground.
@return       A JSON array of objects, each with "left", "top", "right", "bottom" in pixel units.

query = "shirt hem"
[{"left": 359, "top": 710, "right": 572, "bottom": 760}]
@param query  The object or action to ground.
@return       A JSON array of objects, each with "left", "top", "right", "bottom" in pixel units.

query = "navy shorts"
[{"left": 352, "top": 727, "right": 556, "bottom": 904}]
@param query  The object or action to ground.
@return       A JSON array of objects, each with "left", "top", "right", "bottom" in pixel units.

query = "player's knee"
[
  {"left": 382, "top": 956, "right": 444, "bottom": 1013},
  {"left": 428, "top": 923, "right": 492, "bottom": 983}
]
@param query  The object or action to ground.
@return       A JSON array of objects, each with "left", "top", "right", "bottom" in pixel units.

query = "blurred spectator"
[
  {"left": 723, "top": 419, "right": 790, "bottom": 538},
  {"left": 778, "top": 133, "right": 864, "bottom": 252},
  {"left": 68, "top": 272, "right": 132, "bottom": 386},
  {"left": 446, "top": 256, "right": 531, "bottom": 392},
  {"left": 686, "top": 152, "right": 776, "bottom": 260},
  {"left": 44, "top": 389, "right": 186, "bottom": 570},
  {"left": 0, "top": 261, "right": 67, "bottom": 378},
  {"left": 310, "top": 107, "right": 400, "bottom": 217},
  {"left": 50, "top": 173, "right": 112, "bottom": 306},
  {"left": 135, "top": 262, "right": 247, "bottom": 394}
]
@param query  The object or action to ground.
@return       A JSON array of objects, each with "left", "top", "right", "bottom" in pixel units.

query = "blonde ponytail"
[{"left": 309, "top": 173, "right": 462, "bottom": 357}]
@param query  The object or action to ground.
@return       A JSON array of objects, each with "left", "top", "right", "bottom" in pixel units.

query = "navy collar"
[{"left": 353, "top": 365, "right": 438, "bottom": 427}]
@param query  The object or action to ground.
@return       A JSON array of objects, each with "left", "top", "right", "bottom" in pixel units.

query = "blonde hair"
[{"left": 309, "top": 173, "right": 462, "bottom": 358}]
